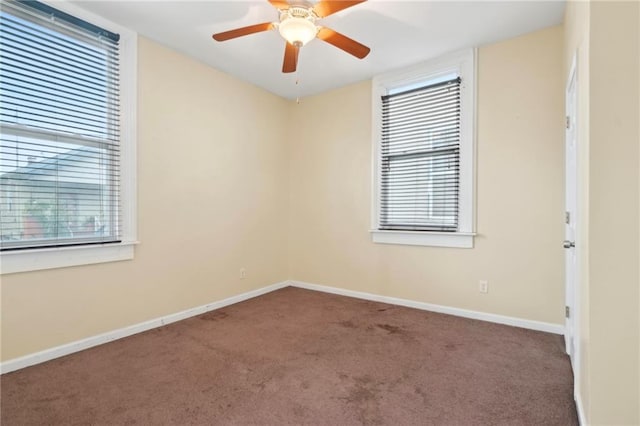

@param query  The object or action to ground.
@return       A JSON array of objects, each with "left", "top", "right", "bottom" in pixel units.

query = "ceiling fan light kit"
[
  {"left": 277, "top": 7, "right": 318, "bottom": 46},
  {"left": 212, "top": 0, "right": 370, "bottom": 74}
]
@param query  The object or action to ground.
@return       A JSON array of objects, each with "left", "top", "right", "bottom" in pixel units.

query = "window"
[
  {"left": 371, "top": 50, "right": 475, "bottom": 248},
  {"left": 0, "top": 0, "right": 137, "bottom": 273}
]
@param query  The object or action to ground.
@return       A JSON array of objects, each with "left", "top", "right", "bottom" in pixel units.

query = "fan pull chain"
[
  {"left": 296, "top": 69, "right": 301, "bottom": 104},
  {"left": 296, "top": 80, "right": 300, "bottom": 104}
]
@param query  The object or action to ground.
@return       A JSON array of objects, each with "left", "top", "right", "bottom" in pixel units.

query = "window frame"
[
  {"left": 1, "top": 0, "right": 138, "bottom": 274},
  {"left": 370, "top": 49, "right": 476, "bottom": 248}
]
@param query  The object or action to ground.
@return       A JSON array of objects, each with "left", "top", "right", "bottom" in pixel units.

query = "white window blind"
[
  {"left": 0, "top": 0, "right": 121, "bottom": 251},
  {"left": 380, "top": 76, "right": 461, "bottom": 232}
]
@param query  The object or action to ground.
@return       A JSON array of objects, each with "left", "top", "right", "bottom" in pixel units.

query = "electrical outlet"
[
  {"left": 479, "top": 280, "right": 488, "bottom": 294},
  {"left": 239, "top": 268, "right": 246, "bottom": 279}
]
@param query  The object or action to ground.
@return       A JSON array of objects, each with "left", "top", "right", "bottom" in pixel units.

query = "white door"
[{"left": 564, "top": 56, "right": 578, "bottom": 367}]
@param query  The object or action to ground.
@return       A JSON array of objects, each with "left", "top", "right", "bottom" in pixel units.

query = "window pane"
[
  {"left": 0, "top": 0, "right": 120, "bottom": 250},
  {"left": 380, "top": 77, "right": 461, "bottom": 232},
  {"left": 1, "top": 135, "right": 118, "bottom": 248},
  {"left": 381, "top": 151, "right": 459, "bottom": 230}
]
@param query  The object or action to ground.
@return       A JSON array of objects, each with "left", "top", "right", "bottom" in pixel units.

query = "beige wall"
[
  {"left": 288, "top": 26, "right": 565, "bottom": 325},
  {"left": 0, "top": 27, "right": 567, "bottom": 364},
  {"left": 564, "top": 1, "right": 640, "bottom": 424},
  {"left": 588, "top": 2, "right": 639, "bottom": 424},
  {"left": 0, "top": 37, "right": 290, "bottom": 361}
]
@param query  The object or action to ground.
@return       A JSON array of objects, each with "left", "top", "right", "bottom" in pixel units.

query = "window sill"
[
  {"left": 0, "top": 241, "right": 138, "bottom": 275},
  {"left": 370, "top": 230, "right": 475, "bottom": 248}
]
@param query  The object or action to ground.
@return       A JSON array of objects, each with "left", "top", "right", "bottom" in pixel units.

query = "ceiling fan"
[{"left": 212, "top": 0, "right": 370, "bottom": 73}]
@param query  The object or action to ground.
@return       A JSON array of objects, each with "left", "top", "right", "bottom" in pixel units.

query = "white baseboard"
[
  {"left": 288, "top": 280, "right": 565, "bottom": 335},
  {"left": 1, "top": 279, "right": 565, "bottom": 375},
  {"left": 0, "top": 281, "right": 289, "bottom": 375},
  {"left": 575, "top": 391, "right": 587, "bottom": 425}
]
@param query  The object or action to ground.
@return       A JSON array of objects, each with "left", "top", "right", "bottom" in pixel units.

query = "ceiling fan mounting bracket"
[
  {"left": 282, "top": 1, "right": 315, "bottom": 10},
  {"left": 279, "top": 5, "right": 317, "bottom": 21}
]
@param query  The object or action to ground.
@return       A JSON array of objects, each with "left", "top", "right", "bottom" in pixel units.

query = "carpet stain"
[
  {"left": 34, "top": 396, "right": 62, "bottom": 403},
  {"left": 376, "top": 323, "right": 402, "bottom": 334},
  {"left": 341, "top": 375, "right": 385, "bottom": 425},
  {"left": 110, "top": 406, "right": 126, "bottom": 416},
  {"left": 414, "top": 386, "right": 429, "bottom": 405},
  {"left": 348, "top": 384, "right": 377, "bottom": 403},
  {"left": 199, "top": 311, "right": 228, "bottom": 321},
  {"left": 355, "top": 375, "right": 373, "bottom": 384},
  {"left": 340, "top": 376, "right": 379, "bottom": 404},
  {"left": 253, "top": 379, "right": 269, "bottom": 391},
  {"left": 338, "top": 320, "right": 357, "bottom": 329},
  {"left": 292, "top": 405, "right": 307, "bottom": 417}
]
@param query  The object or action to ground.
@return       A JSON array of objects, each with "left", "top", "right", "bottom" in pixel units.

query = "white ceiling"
[{"left": 72, "top": 1, "right": 565, "bottom": 99}]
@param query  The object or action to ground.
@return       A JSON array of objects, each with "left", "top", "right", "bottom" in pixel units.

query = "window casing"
[
  {"left": 0, "top": 0, "right": 137, "bottom": 273},
  {"left": 371, "top": 49, "right": 476, "bottom": 248}
]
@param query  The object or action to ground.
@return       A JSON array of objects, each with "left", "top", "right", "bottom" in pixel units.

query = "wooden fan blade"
[
  {"left": 313, "top": 0, "right": 366, "bottom": 18},
  {"left": 282, "top": 42, "right": 299, "bottom": 73},
  {"left": 268, "top": 0, "right": 290, "bottom": 10},
  {"left": 212, "top": 22, "right": 273, "bottom": 41},
  {"left": 317, "top": 27, "right": 370, "bottom": 59}
]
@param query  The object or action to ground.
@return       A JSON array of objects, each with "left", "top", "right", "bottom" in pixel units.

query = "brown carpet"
[{"left": 1, "top": 287, "right": 578, "bottom": 425}]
